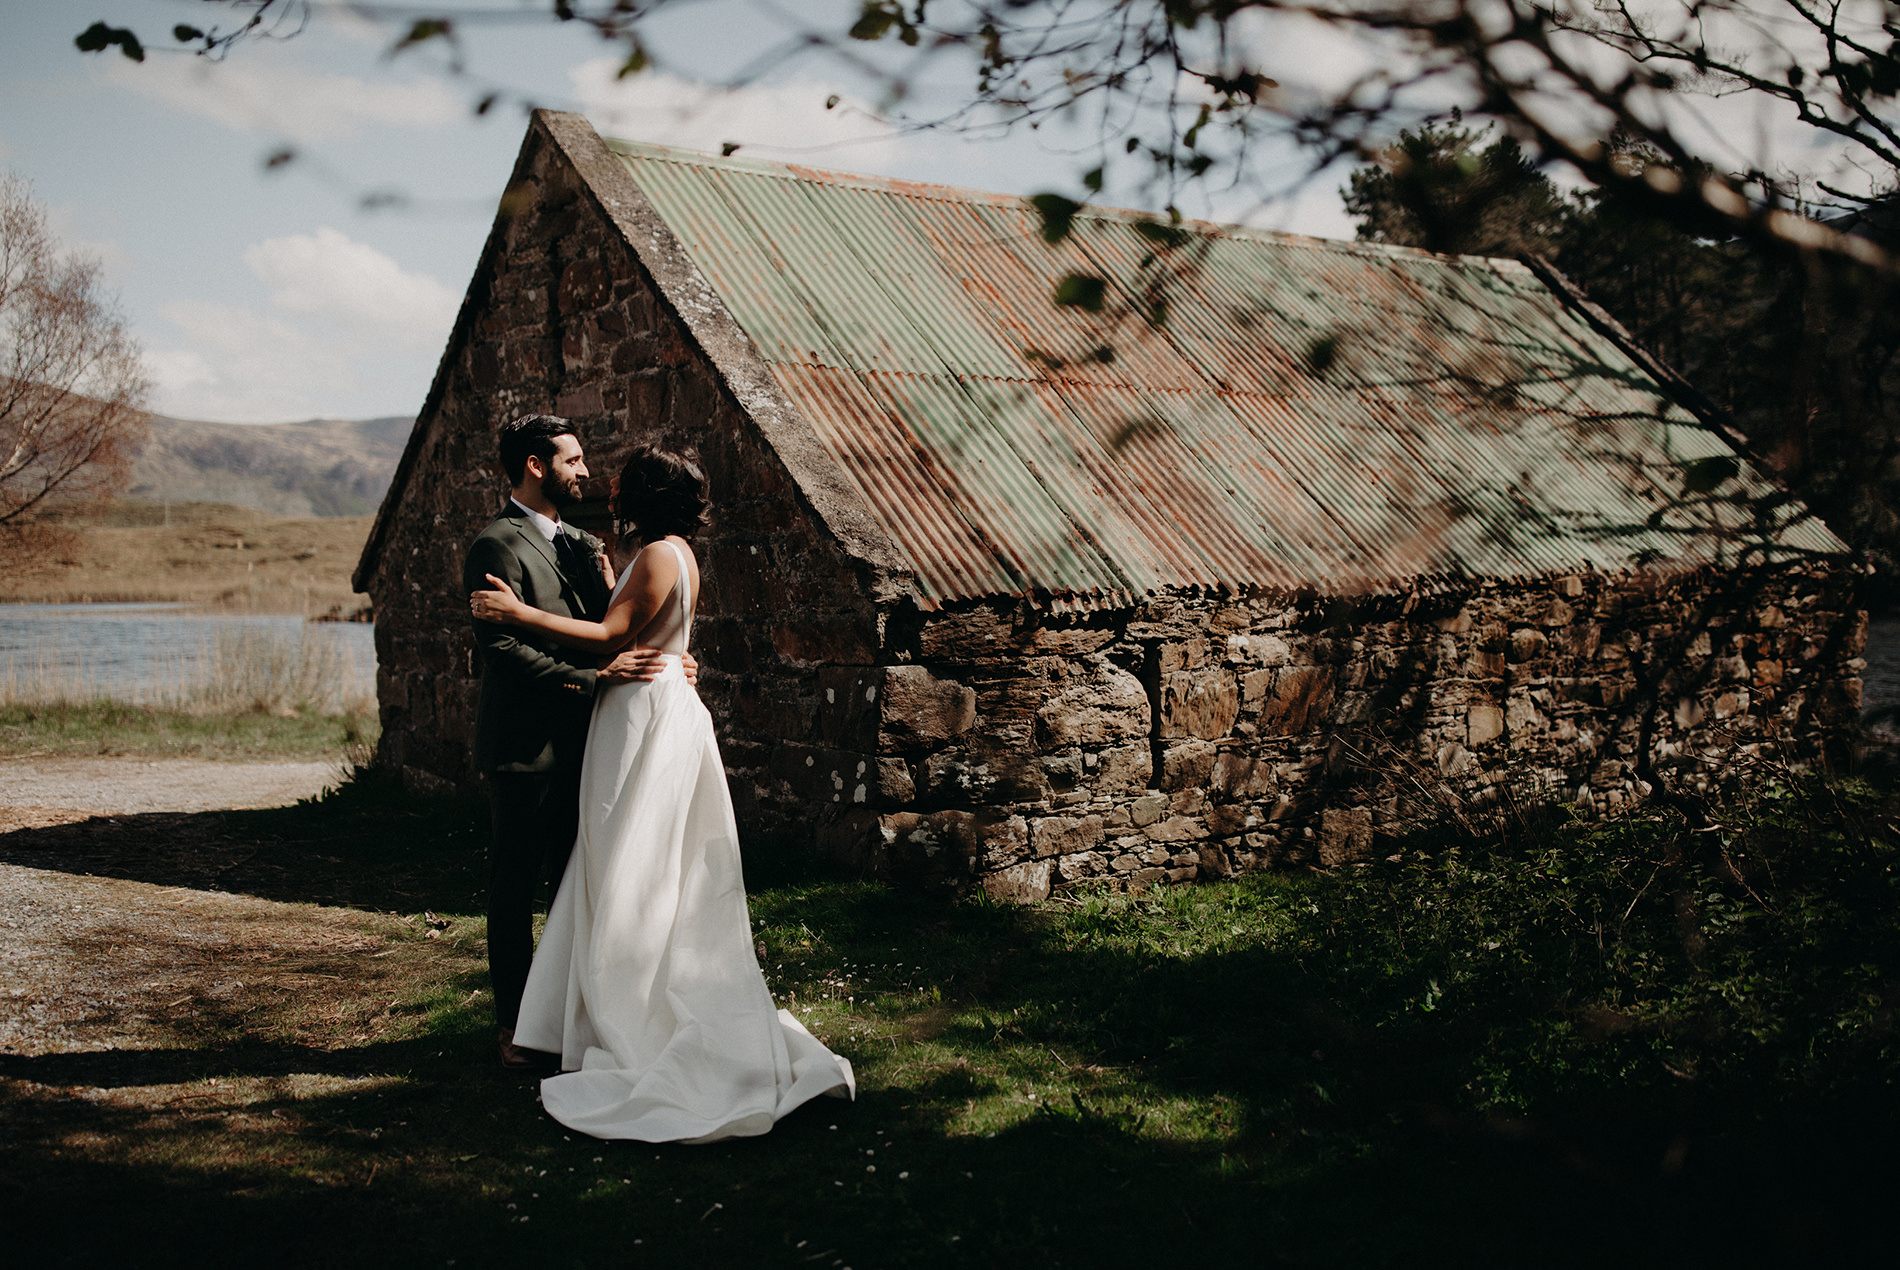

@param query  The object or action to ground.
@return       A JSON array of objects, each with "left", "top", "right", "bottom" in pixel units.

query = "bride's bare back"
[{"left": 611, "top": 537, "right": 697, "bottom": 656}]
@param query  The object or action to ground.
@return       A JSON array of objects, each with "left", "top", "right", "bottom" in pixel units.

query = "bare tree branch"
[
  {"left": 75, "top": 3, "right": 1900, "bottom": 268},
  {"left": 0, "top": 174, "right": 151, "bottom": 527}
]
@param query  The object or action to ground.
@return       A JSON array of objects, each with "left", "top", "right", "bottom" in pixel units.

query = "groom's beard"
[{"left": 545, "top": 472, "right": 584, "bottom": 509}]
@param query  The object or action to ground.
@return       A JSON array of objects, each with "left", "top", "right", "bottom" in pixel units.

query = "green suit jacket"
[{"left": 464, "top": 504, "right": 613, "bottom": 774}]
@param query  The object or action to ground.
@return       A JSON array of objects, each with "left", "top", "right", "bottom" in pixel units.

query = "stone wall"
[
  {"left": 794, "top": 562, "right": 1863, "bottom": 900},
  {"left": 361, "top": 113, "right": 892, "bottom": 818}
]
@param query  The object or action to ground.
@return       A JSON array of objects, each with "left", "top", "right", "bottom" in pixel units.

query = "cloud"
[
  {"left": 41, "top": 202, "right": 136, "bottom": 277},
  {"left": 101, "top": 54, "right": 465, "bottom": 143},
  {"left": 149, "top": 297, "right": 356, "bottom": 421},
  {"left": 146, "top": 230, "right": 456, "bottom": 422},
  {"left": 1230, "top": 7, "right": 1394, "bottom": 108},
  {"left": 244, "top": 228, "right": 459, "bottom": 341},
  {"left": 569, "top": 61, "right": 910, "bottom": 166},
  {"left": 1230, "top": 2, "right": 1895, "bottom": 202}
]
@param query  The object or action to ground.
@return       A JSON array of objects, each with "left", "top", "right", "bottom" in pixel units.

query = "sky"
[
  {"left": 5, "top": 3, "right": 1883, "bottom": 426},
  {"left": 0, "top": 0, "right": 1364, "bottom": 425}
]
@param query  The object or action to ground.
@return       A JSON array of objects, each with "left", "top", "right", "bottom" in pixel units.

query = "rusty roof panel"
[
  {"left": 700, "top": 166, "right": 946, "bottom": 375},
  {"left": 796, "top": 181, "right": 1027, "bottom": 380},
  {"left": 854, "top": 370, "right": 1128, "bottom": 598},
  {"left": 623, "top": 157, "right": 849, "bottom": 368},
  {"left": 1124, "top": 387, "right": 1365, "bottom": 584},
  {"left": 1030, "top": 382, "right": 1279, "bottom": 589},
  {"left": 911, "top": 199, "right": 1207, "bottom": 390},
  {"left": 953, "top": 377, "right": 1178, "bottom": 592},
  {"left": 610, "top": 139, "right": 1850, "bottom": 600},
  {"left": 765, "top": 362, "right": 1018, "bottom": 602}
]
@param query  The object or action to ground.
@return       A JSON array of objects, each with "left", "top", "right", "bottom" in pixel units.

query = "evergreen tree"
[{"left": 1343, "top": 122, "right": 1575, "bottom": 259}]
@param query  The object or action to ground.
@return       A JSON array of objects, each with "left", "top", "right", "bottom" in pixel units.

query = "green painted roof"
[{"left": 609, "top": 138, "right": 1847, "bottom": 606}]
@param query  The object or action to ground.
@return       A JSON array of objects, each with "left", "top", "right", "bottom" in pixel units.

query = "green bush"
[{"left": 1299, "top": 773, "right": 1900, "bottom": 1118}]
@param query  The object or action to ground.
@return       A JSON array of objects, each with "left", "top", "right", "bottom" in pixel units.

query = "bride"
[{"left": 469, "top": 445, "right": 854, "bottom": 1142}]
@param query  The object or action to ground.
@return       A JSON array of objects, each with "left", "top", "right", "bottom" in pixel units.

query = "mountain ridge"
[{"left": 130, "top": 414, "right": 413, "bottom": 518}]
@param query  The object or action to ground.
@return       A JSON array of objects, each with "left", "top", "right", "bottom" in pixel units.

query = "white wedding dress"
[{"left": 512, "top": 540, "right": 854, "bottom": 1142}]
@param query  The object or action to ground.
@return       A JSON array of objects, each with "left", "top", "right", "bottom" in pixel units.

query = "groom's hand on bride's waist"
[{"left": 599, "top": 648, "right": 700, "bottom": 688}]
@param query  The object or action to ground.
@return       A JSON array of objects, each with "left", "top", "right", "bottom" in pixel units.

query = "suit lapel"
[{"left": 501, "top": 507, "right": 585, "bottom": 602}]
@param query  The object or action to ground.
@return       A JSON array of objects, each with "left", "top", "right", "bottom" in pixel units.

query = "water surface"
[{"left": 0, "top": 602, "right": 375, "bottom": 711}]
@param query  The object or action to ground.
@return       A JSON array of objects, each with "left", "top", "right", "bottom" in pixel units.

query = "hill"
[
  {"left": 130, "top": 415, "right": 411, "bottom": 518},
  {"left": 5, "top": 501, "right": 372, "bottom": 614}
]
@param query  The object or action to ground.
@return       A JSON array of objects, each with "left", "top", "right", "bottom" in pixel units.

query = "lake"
[{"left": 0, "top": 603, "right": 376, "bottom": 713}]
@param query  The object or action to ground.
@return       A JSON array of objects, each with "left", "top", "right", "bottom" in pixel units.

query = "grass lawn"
[
  {"left": 4, "top": 772, "right": 1898, "bottom": 1266},
  {"left": 0, "top": 700, "right": 376, "bottom": 760}
]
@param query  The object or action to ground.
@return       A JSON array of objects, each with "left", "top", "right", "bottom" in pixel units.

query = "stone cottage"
[{"left": 354, "top": 109, "right": 1864, "bottom": 898}]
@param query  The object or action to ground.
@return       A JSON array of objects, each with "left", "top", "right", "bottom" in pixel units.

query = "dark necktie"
[{"left": 553, "top": 530, "right": 580, "bottom": 578}]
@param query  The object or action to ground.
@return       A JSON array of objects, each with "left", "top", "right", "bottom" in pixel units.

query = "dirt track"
[
  {"left": 1, "top": 756, "right": 340, "bottom": 826},
  {"left": 0, "top": 758, "right": 413, "bottom": 1059}
]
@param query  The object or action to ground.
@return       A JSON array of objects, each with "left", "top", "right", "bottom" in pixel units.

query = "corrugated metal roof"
[{"left": 606, "top": 138, "right": 1847, "bottom": 606}]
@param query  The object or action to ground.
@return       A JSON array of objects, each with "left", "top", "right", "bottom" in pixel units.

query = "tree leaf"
[
  {"left": 1681, "top": 456, "right": 1739, "bottom": 495},
  {"left": 617, "top": 42, "right": 649, "bottom": 79},
  {"left": 1053, "top": 273, "right": 1107, "bottom": 311},
  {"left": 1029, "top": 193, "right": 1082, "bottom": 244},
  {"left": 393, "top": 19, "right": 453, "bottom": 54},
  {"left": 74, "top": 22, "right": 144, "bottom": 62},
  {"left": 1133, "top": 219, "right": 1189, "bottom": 250},
  {"left": 850, "top": 3, "right": 899, "bottom": 42},
  {"left": 1308, "top": 334, "right": 1339, "bottom": 376}
]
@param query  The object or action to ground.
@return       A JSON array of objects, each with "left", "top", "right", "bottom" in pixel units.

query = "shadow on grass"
[
  {"left": 3, "top": 781, "right": 1896, "bottom": 1265},
  {"left": 6, "top": 1012, "right": 1890, "bottom": 1269},
  {"left": 746, "top": 880, "right": 1900, "bottom": 1267}
]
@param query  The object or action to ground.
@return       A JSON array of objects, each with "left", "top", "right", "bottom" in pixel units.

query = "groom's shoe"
[{"left": 498, "top": 1028, "right": 549, "bottom": 1071}]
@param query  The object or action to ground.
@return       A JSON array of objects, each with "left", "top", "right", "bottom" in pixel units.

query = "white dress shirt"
[{"left": 510, "top": 496, "right": 563, "bottom": 543}]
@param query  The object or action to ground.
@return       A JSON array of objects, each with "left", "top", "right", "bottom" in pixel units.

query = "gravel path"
[{"left": 0, "top": 757, "right": 340, "bottom": 821}]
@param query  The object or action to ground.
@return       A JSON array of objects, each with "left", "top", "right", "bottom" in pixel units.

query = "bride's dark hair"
[{"left": 612, "top": 445, "right": 711, "bottom": 542}]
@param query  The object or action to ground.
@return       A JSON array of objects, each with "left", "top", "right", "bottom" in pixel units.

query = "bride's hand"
[{"left": 470, "top": 573, "right": 528, "bottom": 625}]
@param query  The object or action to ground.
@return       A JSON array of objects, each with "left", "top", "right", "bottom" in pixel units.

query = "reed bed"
[{"left": 0, "top": 615, "right": 375, "bottom": 718}]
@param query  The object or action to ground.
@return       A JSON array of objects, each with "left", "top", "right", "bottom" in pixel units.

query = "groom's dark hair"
[{"left": 498, "top": 414, "right": 578, "bottom": 486}]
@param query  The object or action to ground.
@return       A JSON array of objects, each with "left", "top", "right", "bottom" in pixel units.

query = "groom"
[{"left": 464, "top": 414, "right": 694, "bottom": 1069}]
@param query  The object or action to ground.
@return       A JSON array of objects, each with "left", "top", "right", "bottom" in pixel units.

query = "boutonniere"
[{"left": 576, "top": 533, "right": 604, "bottom": 564}]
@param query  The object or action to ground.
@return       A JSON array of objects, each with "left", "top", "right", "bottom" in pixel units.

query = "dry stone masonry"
[{"left": 821, "top": 564, "right": 1861, "bottom": 900}]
